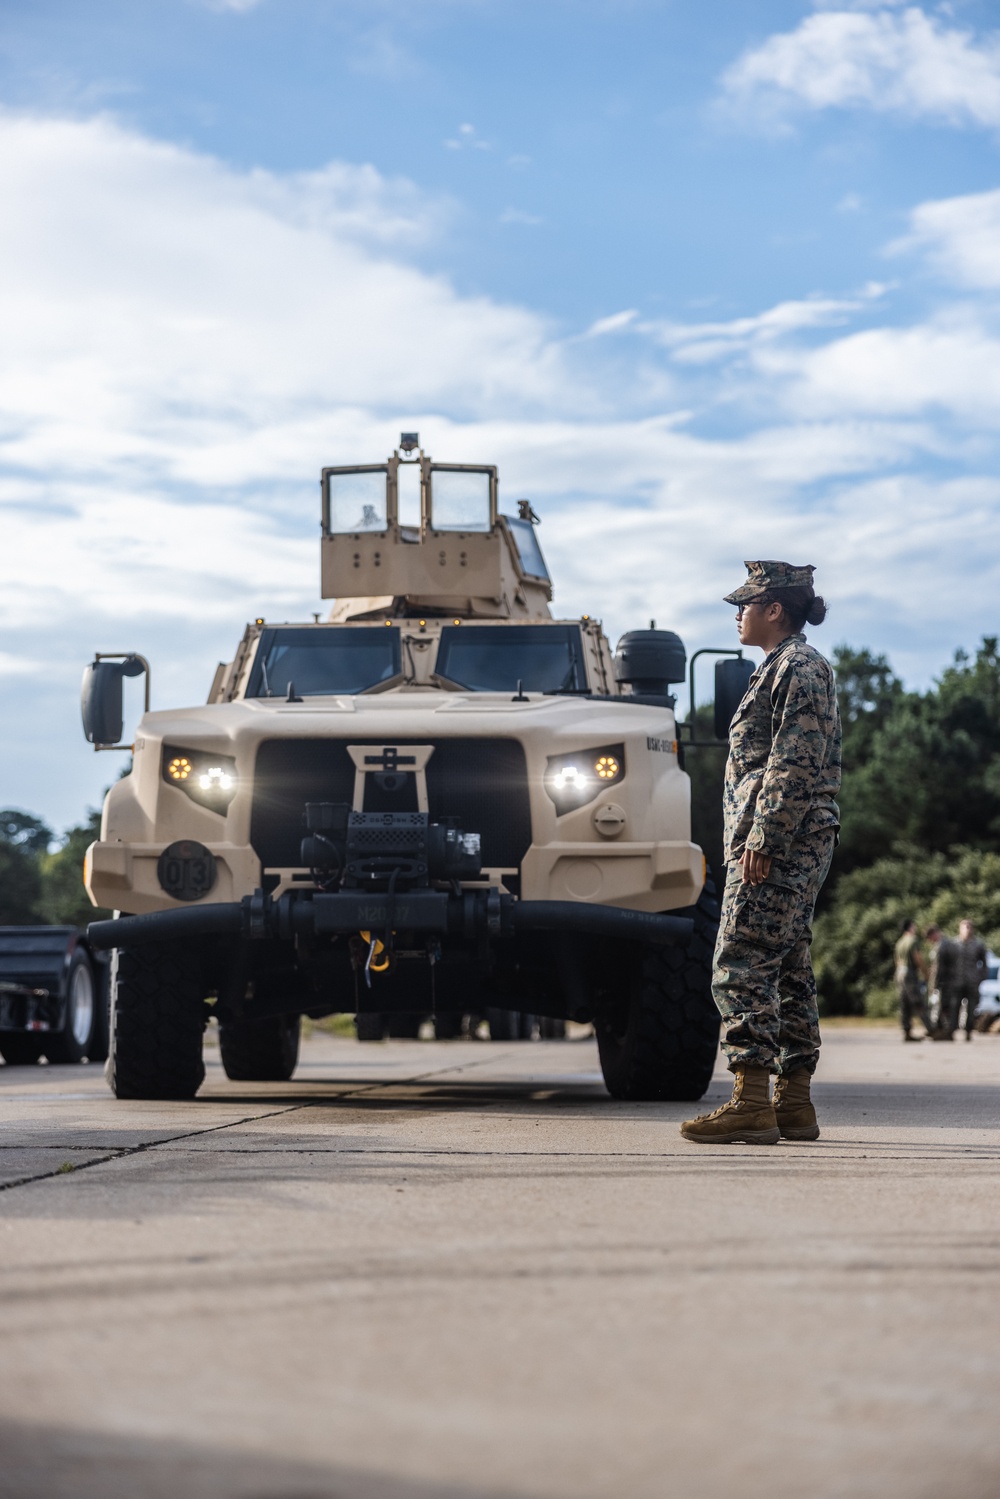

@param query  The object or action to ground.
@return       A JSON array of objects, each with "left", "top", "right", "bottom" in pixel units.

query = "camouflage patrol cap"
[{"left": 724, "top": 560, "right": 816, "bottom": 606}]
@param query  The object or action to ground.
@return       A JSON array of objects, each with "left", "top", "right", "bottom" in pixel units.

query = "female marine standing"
[{"left": 682, "top": 560, "right": 842, "bottom": 1145}]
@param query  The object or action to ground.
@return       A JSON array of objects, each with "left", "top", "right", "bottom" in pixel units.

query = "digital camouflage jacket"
[{"left": 723, "top": 632, "right": 842, "bottom": 864}]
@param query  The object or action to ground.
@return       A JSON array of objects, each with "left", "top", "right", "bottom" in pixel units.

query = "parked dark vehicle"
[{"left": 0, "top": 927, "right": 109, "bottom": 1065}]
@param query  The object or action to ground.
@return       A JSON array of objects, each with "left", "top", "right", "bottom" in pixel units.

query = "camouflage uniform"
[
  {"left": 954, "top": 934, "right": 987, "bottom": 1036},
  {"left": 928, "top": 933, "right": 958, "bottom": 1035},
  {"left": 894, "top": 930, "right": 930, "bottom": 1037},
  {"left": 712, "top": 562, "right": 842, "bottom": 1077}
]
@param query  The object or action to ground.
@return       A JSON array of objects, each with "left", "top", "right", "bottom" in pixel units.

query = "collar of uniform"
[{"left": 760, "top": 631, "right": 805, "bottom": 670}]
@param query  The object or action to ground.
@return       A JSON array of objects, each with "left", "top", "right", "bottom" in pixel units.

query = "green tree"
[
  {"left": 833, "top": 639, "right": 1000, "bottom": 871},
  {"left": 0, "top": 807, "right": 52, "bottom": 924},
  {"left": 39, "top": 808, "right": 111, "bottom": 926}
]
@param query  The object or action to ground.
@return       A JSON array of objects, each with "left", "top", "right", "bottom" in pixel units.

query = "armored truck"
[{"left": 82, "top": 436, "right": 749, "bottom": 1102}]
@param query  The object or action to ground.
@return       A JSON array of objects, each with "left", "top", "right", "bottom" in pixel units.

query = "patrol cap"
[{"left": 724, "top": 559, "right": 816, "bottom": 606}]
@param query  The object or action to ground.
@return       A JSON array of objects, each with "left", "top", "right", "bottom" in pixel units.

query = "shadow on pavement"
[{"left": 0, "top": 1416, "right": 520, "bottom": 1499}]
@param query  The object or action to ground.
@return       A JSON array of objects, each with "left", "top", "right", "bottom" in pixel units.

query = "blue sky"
[{"left": 3, "top": 0, "right": 1000, "bottom": 832}]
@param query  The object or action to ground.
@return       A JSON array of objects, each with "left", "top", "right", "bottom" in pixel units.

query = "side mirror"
[
  {"left": 714, "top": 657, "right": 755, "bottom": 739},
  {"left": 81, "top": 655, "right": 149, "bottom": 748}
]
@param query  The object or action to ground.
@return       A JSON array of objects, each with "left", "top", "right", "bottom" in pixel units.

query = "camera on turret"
[{"left": 301, "top": 803, "right": 481, "bottom": 892}]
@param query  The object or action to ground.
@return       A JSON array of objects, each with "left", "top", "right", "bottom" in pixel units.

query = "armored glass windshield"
[
  {"left": 505, "top": 516, "right": 549, "bottom": 580},
  {"left": 326, "top": 470, "right": 388, "bottom": 534},
  {"left": 247, "top": 628, "right": 401, "bottom": 697},
  {"left": 428, "top": 470, "right": 491, "bottom": 532},
  {"left": 436, "top": 625, "right": 586, "bottom": 693}
]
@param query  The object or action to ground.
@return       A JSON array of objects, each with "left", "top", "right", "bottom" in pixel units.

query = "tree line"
[
  {"left": 5, "top": 638, "right": 1000, "bottom": 1013},
  {"left": 0, "top": 808, "right": 109, "bottom": 928}
]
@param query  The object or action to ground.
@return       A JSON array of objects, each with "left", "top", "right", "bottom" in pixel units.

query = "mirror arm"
[{"left": 678, "top": 647, "right": 745, "bottom": 747}]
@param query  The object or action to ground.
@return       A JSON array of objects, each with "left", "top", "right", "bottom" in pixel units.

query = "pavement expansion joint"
[
  {"left": 0, "top": 1050, "right": 515, "bottom": 1195},
  {"left": 0, "top": 1104, "right": 303, "bottom": 1195}
]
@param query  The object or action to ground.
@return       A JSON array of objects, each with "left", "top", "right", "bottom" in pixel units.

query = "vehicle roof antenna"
[
  {"left": 512, "top": 678, "right": 529, "bottom": 703},
  {"left": 286, "top": 681, "right": 303, "bottom": 703}
]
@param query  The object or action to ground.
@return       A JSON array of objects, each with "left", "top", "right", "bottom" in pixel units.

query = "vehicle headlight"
[
  {"left": 162, "top": 746, "right": 238, "bottom": 812},
  {"left": 544, "top": 744, "right": 625, "bottom": 814}
]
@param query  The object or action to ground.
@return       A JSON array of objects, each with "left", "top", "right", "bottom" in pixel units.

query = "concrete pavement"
[{"left": 1, "top": 1025, "right": 998, "bottom": 1499}]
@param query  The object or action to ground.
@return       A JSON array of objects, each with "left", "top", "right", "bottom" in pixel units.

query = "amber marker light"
[
  {"left": 595, "top": 754, "right": 620, "bottom": 780},
  {"left": 168, "top": 756, "right": 192, "bottom": 781}
]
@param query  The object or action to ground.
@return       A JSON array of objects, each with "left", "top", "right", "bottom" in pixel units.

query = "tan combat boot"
[
  {"left": 773, "top": 1069, "right": 820, "bottom": 1141},
  {"left": 680, "top": 1065, "right": 780, "bottom": 1145}
]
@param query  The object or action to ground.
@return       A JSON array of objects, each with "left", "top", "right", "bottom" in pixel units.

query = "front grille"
[{"left": 251, "top": 738, "right": 532, "bottom": 871}]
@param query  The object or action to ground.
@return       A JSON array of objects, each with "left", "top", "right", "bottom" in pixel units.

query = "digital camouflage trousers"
[{"left": 712, "top": 830, "right": 836, "bottom": 1076}]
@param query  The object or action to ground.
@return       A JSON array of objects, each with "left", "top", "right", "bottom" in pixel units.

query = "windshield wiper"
[{"left": 544, "top": 658, "right": 587, "bottom": 695}]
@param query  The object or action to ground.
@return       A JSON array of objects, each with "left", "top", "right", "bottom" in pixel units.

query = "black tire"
[
  {"left": 355, "top": 1012, "right": 385, "bottom": 1041},
  {"left": 487, "top": 1008, "right": 520, "bottom": 1041},
  {"left": 106, "top": 943, "right": 206, "bottom": 1100},
  {"left": 596, "top": 880, "right": 720, "bottom": 1101},
  {"left": 0, "top": 1035, "right": 44, "bottom": 1066},
  {"left": 518, "top": 1013, "right": 538, "bottom": 1040},
  {"left": 88, "top": 960, "right": 111, "bottom": 1064},
  {"left": 45, "top": 951, "right": 99, "bottom": 1064},
  {"left": 219, "top": 1012, "right": 300, "bottom": 1081},
  {"left": 433, "top": 1011, "right": 464, "bottom": 1040},
  {"left": 539, "top": 1017, "right": 567, "bottom": 1040}
]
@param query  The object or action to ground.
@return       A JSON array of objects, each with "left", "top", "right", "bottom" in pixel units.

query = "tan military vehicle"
[{"left": 82, "top": 435, "right": 751, "bottom": 1102}]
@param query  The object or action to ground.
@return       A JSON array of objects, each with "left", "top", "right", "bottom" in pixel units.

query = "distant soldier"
[
  {"left": 954, "top": 918, "right": 987, "bottom": 1042},
  {"left": 894, "top": 920, "right": 930, "bottom": 1042},
  {"left": 682, "top": 560, "right": 841, "bottom": 1146},
  {"left": 924, "top": 924, "right": 958, "bottom": 1040}
]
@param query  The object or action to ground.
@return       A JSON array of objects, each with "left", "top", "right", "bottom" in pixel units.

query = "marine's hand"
[{"left": 740, "top": 848, "right": 773, "bottom": 886}]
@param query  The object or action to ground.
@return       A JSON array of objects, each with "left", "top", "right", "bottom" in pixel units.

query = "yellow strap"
[{"left": 360, "top": 931, "right": 391, "bottom": 973}]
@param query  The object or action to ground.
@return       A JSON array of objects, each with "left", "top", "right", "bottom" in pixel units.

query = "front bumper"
[
  {"left": 87, "top": 889, "right": 693, "bottom": 951},
  {"left": 85, "top": 837, "right": 705, "bottom": 916}
]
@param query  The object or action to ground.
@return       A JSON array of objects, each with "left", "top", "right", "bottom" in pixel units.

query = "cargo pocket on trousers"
[{"left": 723, "top": 880, "right": 798, "bottom": 954}]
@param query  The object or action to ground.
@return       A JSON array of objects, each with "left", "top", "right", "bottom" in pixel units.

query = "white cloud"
[
  {"left": 893, "top": 186, "right": 1000, "bottom": 288},
  {"left": 585, "top": 310, "right": 639, "bottom": 337},
  {"left": 721, "top": 7, "right": 1000, "bottom": 129},
  {"left": 637, "top": 290, "right": 885, "bottom": 365},
  {"left": 2, "top": 107, "right": 1000, "bottom": 825},
  {"left": 444, "top": 122, "right": 491, "bottom": 151},
  {"left": 759, "top": 315, "right": 1000, "bottom": 422},
  {"left": 0, "top": 652, "right": 40, "bottom": 677},
  {"left": 197, "top": 0, "right": 264, "bottom": 11},
  {"left": 499, "top": 207, "right": 543, "bottom": 226}
]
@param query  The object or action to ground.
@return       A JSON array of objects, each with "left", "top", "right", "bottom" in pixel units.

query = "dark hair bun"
[{"left": 805, "top": 596, "right": 827, "bottom": 627}]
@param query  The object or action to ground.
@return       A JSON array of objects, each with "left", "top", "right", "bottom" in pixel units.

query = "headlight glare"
[
  {"left": 163, "top": 745, "right": 238, "bottom": 812},
  {"left": 544, "top": 743, "right": 624, "bottom": 814}
]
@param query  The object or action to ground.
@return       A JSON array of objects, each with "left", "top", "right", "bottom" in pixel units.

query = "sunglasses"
[{"left": 735, "top": 598, "right": 771, "bottom": 617}]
